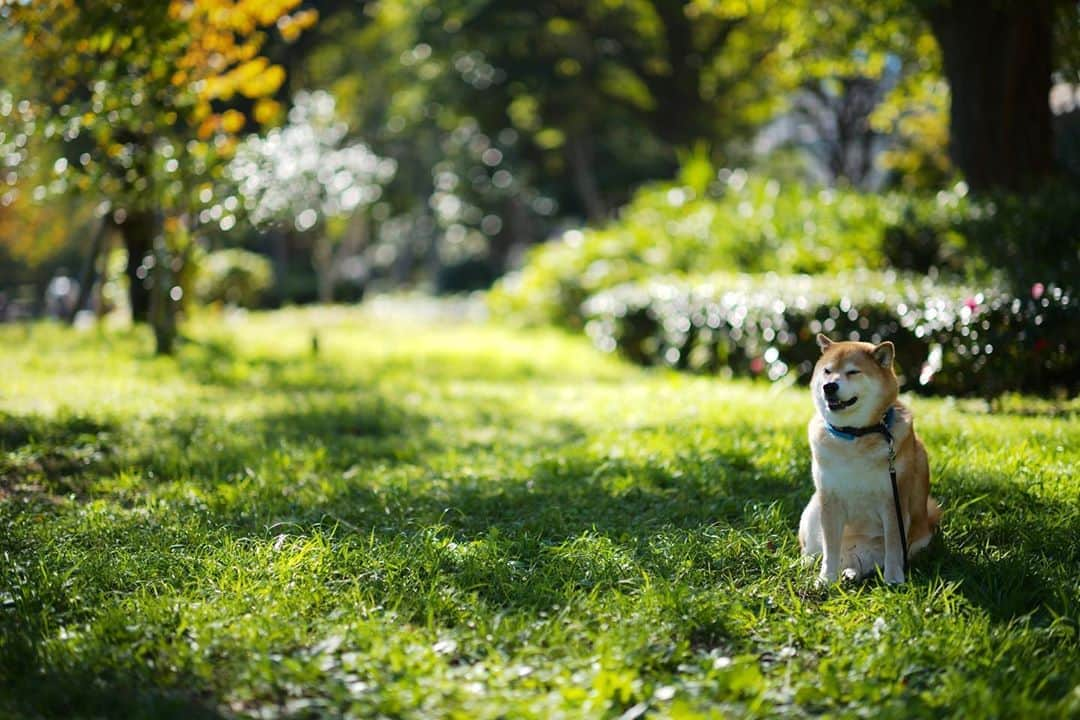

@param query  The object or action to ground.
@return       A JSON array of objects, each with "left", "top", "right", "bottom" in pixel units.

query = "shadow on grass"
[
  {"left": 925, "top": 477, "right": 1080, "bottom": 623},
  {"left": 0, "top": 411, "right": 116, "bottom": 499},
  {"left": 0, "top": 496, "right": 225, "bottom": 718},
  {"left": 174, "top": 335, "right": 365, "bottom": 393},
  {"left": 0, "top": 665, "right": 223, "bottom": 720},
  {"left": 6, "top": 389, "right": 1077, "bottom": 625}
]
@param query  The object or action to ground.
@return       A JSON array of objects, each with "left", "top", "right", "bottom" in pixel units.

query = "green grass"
[{"left": 1, "top": 306, "right": 1078, "bottom": 719}]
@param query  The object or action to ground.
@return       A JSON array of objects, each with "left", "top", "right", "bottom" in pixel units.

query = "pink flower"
[
  {"left": 1031, "top": 282, "right": 1045, "bottom": 300},
  {"left": 964, "top": 297, "right": 978, "bottom": 311},
  {"left": 750, "top": 356, "right": 765, "bottom": 374}
]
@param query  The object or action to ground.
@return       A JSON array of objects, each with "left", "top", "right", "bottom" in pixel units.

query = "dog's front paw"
[
  {"left": 817, "top": 567, "right": 839, "bottom": 585},
  {"left": 883, "top": 568, "right": 906, "bottom": 585}
]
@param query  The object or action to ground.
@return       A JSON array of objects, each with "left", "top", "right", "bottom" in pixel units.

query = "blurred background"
[{"left": 1, "top": 0, "right": 1078, "bottom": 394}]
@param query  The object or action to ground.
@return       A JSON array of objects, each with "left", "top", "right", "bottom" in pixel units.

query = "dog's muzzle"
[{"left": 823, "top": 382, "right": 858, "bottom": 411}]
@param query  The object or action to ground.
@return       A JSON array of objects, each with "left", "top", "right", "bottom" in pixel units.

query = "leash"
[{"left": 825, "top": 407, "right": 910, "bottom": 576}]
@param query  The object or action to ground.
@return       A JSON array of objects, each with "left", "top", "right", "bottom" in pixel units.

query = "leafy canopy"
[{"left": 3, "top": 0, "right": 318, "bottom": 213}]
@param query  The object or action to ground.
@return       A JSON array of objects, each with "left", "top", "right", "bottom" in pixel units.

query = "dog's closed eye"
[{"left": 846, "top": 370, "right": 861, "bottom": 377}]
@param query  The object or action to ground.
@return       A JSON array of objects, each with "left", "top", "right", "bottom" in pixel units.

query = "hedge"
[
  {"left": 488, "top": 172, "right": 1080, "bottom": 331},
  {"left": 487, "top": 172, "right": 924, "bottom": 328},
  {"left": 581, "top": 273, "right": 1078, "bottom": 398}
]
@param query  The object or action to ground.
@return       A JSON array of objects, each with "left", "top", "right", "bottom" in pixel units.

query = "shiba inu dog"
[{"left": 799, "top": 334, "right": 940, "bottom": 584}]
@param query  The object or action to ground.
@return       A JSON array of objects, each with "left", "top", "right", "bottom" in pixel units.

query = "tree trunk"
[
  {"left": 268, "top": 228, "right": 289, "bottom": 306},
  {"left": 925, "top": 0, "right": 1055, "bottom": 193},
  {"left": 117, "top": 209, "right": 155, "bottom": 323},
  {"left": 148, "top": 219, "right": 177, "bottom": 356},
  {"left": 67, "top": 215, "right": 110, "bottom": 324},
  {"left": 313, "top": 233, "right": 335, "bottom": 304},
  {"left": 566, "top": 132, "right": 607, "bottom": 223}
]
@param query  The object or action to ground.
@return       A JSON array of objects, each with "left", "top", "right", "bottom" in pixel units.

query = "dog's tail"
[{"left": 927, "top": 495, "right": 942, "bottom": 530}]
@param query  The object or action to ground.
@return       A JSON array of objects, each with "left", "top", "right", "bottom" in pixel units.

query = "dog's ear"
[
  {"left": 872, "top": 341, "right": 895, "bottom": 368},
  {"left": 816, "top": 334, "right": 833, "bottom": 352}
]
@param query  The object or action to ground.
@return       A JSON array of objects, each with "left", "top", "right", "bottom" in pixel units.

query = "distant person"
[{"left": 45, "top": 269, "right": 79, "bottom": 319}]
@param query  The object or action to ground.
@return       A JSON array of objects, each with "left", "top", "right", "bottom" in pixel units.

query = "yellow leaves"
[
  {"left": 164, "top": 215, "right": 182, "bottom": 234},
  {"left": 195, "top": 108, "right": 251, "bottom": 140},
  {"left": 233, "top": 38, "right": 260, "bottom": 64},
  {"left": 277, "top": 9, "right": 318, "bottom": 43},
  {"left": 176, "top": 0, "right": 303, "bottom": 33},
  {"left": 96, "top": 28, "right": 115, "bottom": 52},
  {"left": 915, "top": 32, "right": 939, "bottom": 65},
  {"left": 12, "top": 0, "right": 317, "bottom": 197},
  {"left": 193, "top": 101, "right": 212, "bottom": 122},
  {"left": 252, "top": 0, "right": 303, "bottom": 27},
  {"left": 174, "top": 0, "right": 315, "bottom": 103},
  {"left": 220, "top": 109, "right": 246, "bottom": 133},
  {"left": 197, "top": 57, "right": 286, "bottom": 101},
  {"left": 228, "top": 57, "right": 269, "bottom": 92},
  {"left": 238, "top": 61, "right": 285, "bottom": 98},
  {"left": 702, "top": 0, "right": 769, "bottom": 20},
  {"left": 201, "top": 74, "right": 233, "bottom": 101},
  {"left": 169, "top": 1, "right": 194, "bottom": 22},
  {"left": 197, "top": 115, "right": 220, "bottom": 140},
  {"left": 253, "top": 97, "right": 282, "bottom": 125}
]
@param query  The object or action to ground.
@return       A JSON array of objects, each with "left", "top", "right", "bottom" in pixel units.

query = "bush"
[
  {"left": 955, "top": 182, "right": 1080, "bottom": 294},
  {"left": 882, "top": 181, "right": 1080, "bottom": 292},
  {"left": 489, "top": 170, "right": 1079, "bottom": 330},
  {"left": 195, "top": 249, "right": 274, "bottom": 309},
  {"left": 582, "top": 273, "right": 1079, "bottom": 398},
  {"left": 488, "top": 172, "right": 973, "bottom": 327}
]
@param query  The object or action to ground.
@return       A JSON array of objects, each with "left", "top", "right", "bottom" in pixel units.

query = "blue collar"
[{"left": 825, "top": 406, "right": 896, "bottom": 441}]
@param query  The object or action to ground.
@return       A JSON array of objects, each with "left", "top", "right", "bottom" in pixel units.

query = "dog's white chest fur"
[
  {"left": 812, "top": 437, "right": 893, "bottom": 532},
  {"left": 814, "top": 441, "right": 890, "bottom": 497}
]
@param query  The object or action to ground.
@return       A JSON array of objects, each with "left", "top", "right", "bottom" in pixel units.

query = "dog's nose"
[{"left": 823, "top": 382, "right": 839, "bottom": 396}]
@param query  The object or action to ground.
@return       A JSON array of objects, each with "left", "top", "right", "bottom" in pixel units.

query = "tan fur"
[{"left": 798, "top": 335, "right": 940, "bottom": 583}]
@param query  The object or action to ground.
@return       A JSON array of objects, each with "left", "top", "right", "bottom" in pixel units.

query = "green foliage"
[
  {"left": 581, "top": 272, "right": 1079, "bottom": 398},
  {"left": 882, "top": 181, "right": 1080, "bottom": 291},
  {"left": 195, "top": 249, "right": 274, "bottom": 309},
  {"left": 489, "top": 172, "right": 938, "bottom": 327},
  {"left": 491, "top": 169, "right": 1078, "bottom": 341},
  {"left": 0, "top": 308, "right": 1078, "bottom": 717},
  {"left": 954, "top": 182, "right": 1080, "bottom": 294}
]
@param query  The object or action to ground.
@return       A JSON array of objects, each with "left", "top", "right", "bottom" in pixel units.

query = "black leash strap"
[{"left": 882, "top": 428, "right": 910, "bottom": 576}]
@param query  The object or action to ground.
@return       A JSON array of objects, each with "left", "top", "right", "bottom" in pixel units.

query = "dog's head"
[{"left": 812, "top": 334, "right": 898, "bottom": 426}]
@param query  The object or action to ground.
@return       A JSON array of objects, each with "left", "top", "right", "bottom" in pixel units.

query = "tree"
[
  {"left": 916, "top": 0, "right": 1077, "bottom": 192},
  {"left": 255, "top": 1, "right": 571, "bottom": 286},
  {"left": 5, "top": 0, "right": 316, "bottom": 352},
  {"left": 226, "top": 91, "right": 396, "bottom": 303},
  {"left": 771, "top": 1, "right": 950, "bottom": 190},
  {"left": 414, "top": 0, "right": 802, "bottom": 222}
]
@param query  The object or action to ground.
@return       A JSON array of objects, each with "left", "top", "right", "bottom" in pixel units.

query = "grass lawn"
[{"left": 1, "top": 305, "right": 1078, "bottom": 719}]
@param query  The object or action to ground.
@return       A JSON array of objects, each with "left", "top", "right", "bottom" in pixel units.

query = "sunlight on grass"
[{"left": 1, "top": 308, "right": 1078, "bottom": 718}]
